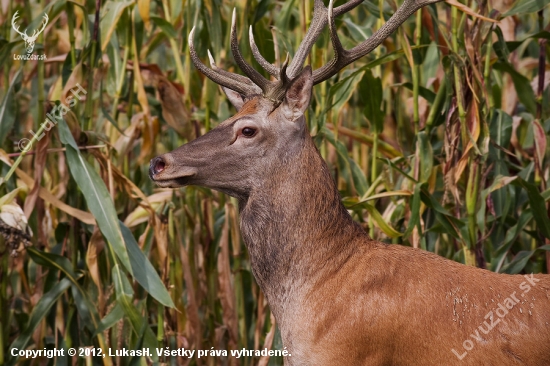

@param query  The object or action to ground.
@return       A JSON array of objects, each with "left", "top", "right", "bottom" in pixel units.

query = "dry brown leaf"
[
  {"left": 23, "top": 130, "right": 49, "bottom": 218},
  {"left": 141, "top": 68, "right": 192, "bottom": 138},
  {"left": 257, "top": 313, "right": 277, "bottom": 366},
  {"left": 531, "top": 71, "right": 550, "bottom": 94},
  {"left": 1, "top": 0, "right": 9, "bottom": 14},
  {"left": 157, "top": 77, "right": 192, "bottom": 138},
  {"left": 227, "top": 202, "right": 241, "bottom": 257},
  {"left": 405, "top": 96, "right": 428, "bottom": 127},
  {"left": 254, "top": 292, "right": 266, "bottom": 350},
  {"left": 510, "top": 116, "right": 530, "bottom": 159},
  {"left": 87, "top": 229, "right": 105, "bottom": 314},
  {"left": 446, "top": 0, "right": 499, "bottom": 23},
  {"left": 443, "top": 101, "right": 461, "bottom": 205},
  {"left": 0, "top": 151, "right": 95, "bottom": 225},
  {"left": 454, "top": 99, "right": 481, "bottom": 182},
  {"left": 463, "top": 23, "right": 488, "bottom": 104},
  {"left": 137, "top": 0, "right": 151, "bottom": 31},
  {"left": 217, "top": 207, "right": 238, "bottom": 350},
  {"left": 533, "top": 119, "right": 547, "bottom": 173},
  {"left": 179, "top": 235, "right": 202, "bottom": 350},
  {"left": 501, "top": 73, "right": 518, "bottom": 115},
  {"left": 114, "top": 112, "right": 143, "bottom": 154},
  {"left": 54, "top": 28, "right": 72, "bottom": 54},
  {"left": 153, "top": 216, "right": 168, "bottom": 278},
  {"left": 138, "top": 115, "right": 159, "bottom": 164},
  {"left": 124, "top": 191, "right": 172, "bottom": 228},
  {"left": 61, "top": 62, "right": 85, "bottom": 103},
  {"left": 131, "top": 22, "right": 150, "bottom": 116},
  {"left": 490, "top": 0, "right": 515, "bottom": 14}
]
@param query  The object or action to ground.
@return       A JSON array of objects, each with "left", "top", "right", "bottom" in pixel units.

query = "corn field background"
[{"left": 0, "top": 0, "right": 549, "bottom": 364}]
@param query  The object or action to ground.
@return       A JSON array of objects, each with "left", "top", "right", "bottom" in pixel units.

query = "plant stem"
[
  {"left": 2, "top": 123, "right": 47, "bottom": 184},
  {"left": 162, "top": 0, "right": 186, "bottom": 87},
  {"left": 111, "top": 13, "right": 131, "bottom": 121},
  {"left": 466, "top": 158, "right": 480, "bottom": 249},
  {"left": 426, "top": 77, "right": 446, "bottom": 133},
  {"left": 371, "top": 133, "right": 379, "bottom": 182},
  {"left": 7, "top": 144, "right": 106, "bottom": 158},
  {"left": 451, "top": 6, "right": 467, "bottom": 146},
  {"left": 67, "top": 2, "right": 77, "bottom": 69},
  {"left": 3, "top": 2, "right": 13, "bottom": 94},
  {"left": 85, "top": 0, "right": 102, "bottom": 130},
  {"left": 37, "top": 0, "right": 46, "bottom": 130},
  {"left": 536, "top": 10, "right": 546, "bottom": 120},
  {"left": 483, "top": 30, "right": 493, "bottom": 111},
  {"left": 183, "top": 0, "right": 193, "bottom": 106},
  {"left": 412, "top": 10, "right": 422, "bottom": 133}
]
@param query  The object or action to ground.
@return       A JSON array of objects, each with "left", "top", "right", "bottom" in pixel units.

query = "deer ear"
[
  {"left": 223, "top": 87, "right": 245, "bottom": 111},
  {"left": 281, "top": 66, "right": 313, "bottom": 122}
]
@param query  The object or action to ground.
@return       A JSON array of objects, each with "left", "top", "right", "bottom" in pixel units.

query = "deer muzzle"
[{"left": 149, "top": 155, "right": 198, "bottom": 188}]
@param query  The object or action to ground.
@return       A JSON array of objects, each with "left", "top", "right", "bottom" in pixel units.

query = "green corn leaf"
[
  {"left": 360, "top": 70, "right": 384, "bottom": 133},
  {"left": 58, "top": 119, "right": 133, "bottom": 274},
  {"left": 100, "top": 0, "right": 134, "bottom": 51},
  {"left": 404, "top": 183, "right": 423, "bottom": 238},
  {"left": 7, "top": 278, "right": 72, "bottom": 366},
  {"left": 493, "top": 62, "right": 537, "bottom": 115},
  {"left": 95, "top": 303, "right": 125, "bottom": 335},
  {"left": 358, "top": 202, "right": 403, "bottom": 238},
  {"left": 26, "top": 247, "right": 80, "bottom": 285},
  {"left": 515, "top": 178, "right": 550, "bottom": 239},
  {"left": 0, "top": 69, "right": 22, "bottom": 147},
  {"left": 112, "top": 264, "right": 159, "bottom": 356},
  {"left": 120, "top": 222, "right": 175, "bottom": 308},
  {"left": 502, "top": 0, "right": 549, "bottom": 17},
  {"left": 150, "top": 16, "right": 178, "bottom": 38},
  {"left": 417, "top": 132, "right": 433, "bottom": 183},
  {"left": 501, "top": 251, "right": 535, "bottom": 274}
]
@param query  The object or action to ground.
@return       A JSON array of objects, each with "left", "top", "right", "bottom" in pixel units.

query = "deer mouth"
[
  {"left": 149, "top": 156, "right": 198, "bottom": 188},
  {"left": 152, "top": 174, "right": 197, "bottom": 188}
]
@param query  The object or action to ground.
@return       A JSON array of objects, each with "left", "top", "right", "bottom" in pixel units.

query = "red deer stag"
[{"left": 150, "top": 0, "right": 550, "bottom": 364}]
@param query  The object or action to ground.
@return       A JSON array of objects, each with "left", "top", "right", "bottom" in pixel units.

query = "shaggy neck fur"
[{"left": 239, "top": 127, "right": 371, "bottom": 319}]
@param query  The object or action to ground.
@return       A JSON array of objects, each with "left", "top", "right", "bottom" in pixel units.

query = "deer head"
[
  {"left": 12, "top": 11, "right": 49, "bottom": 54},
  {"left": 149, "top": 0, "right": 442, "bottom": 199}
]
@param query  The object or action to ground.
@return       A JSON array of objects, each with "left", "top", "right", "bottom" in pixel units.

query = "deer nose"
[{"left": 150, "top": 156, "right": 166, "bottom": 176}]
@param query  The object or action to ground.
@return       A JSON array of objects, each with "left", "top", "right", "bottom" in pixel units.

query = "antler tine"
[
  {"left": 189, "top": 27, "right": 260, "bottom": 96},
  {"left": 287, "top": 0, "right": 363, "bottom": 79},
  {"left": 207, "top": 50, "right": 261, "bottom": 88},
  {"left": 11, "top": 11, "right": 27, "bottom": 37},
  {"left": 327, "top": 1, "right": 346, "bottom": 59},
  {"left": 280, "top": 53, "right": 290, "bottom": 85},
  {"left": 265, "top": 53, "right": 291, "bottom": 103},
  {"left": 312, "top": 0, "right": 443, "bottom": 85},
  {"left": 230, "top": 9, "right": 271, "bottom": 92},
  {"left": 249, "top": 26, "right": 280, "bottom": 78}
]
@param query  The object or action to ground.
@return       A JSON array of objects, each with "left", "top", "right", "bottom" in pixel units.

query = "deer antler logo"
[{"left": 12, "top": 11, "right": 49, "bottom": 54}]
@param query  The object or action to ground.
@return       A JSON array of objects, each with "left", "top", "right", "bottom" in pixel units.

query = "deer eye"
[{"left": 241, "top": 127, "right": 256, "bottom": 137}]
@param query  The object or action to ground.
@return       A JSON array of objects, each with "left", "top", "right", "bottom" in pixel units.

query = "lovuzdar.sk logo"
[{"left": 12, "top": 10, "right": 48, "bottom": 61}]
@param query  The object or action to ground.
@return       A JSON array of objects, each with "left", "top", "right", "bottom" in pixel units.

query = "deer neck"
[{"left": 239, "top": 131, "right": 369, "bottom": 316}]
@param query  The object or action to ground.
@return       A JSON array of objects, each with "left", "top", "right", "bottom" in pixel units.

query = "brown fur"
[
  {"left": 150, "top": 69, "right": 550, "bottom": 365},
  {"left": 240, "top": 128, "right": 550, "bottom": 365}
]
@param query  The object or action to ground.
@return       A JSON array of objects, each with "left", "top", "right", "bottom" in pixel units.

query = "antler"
[
  {"left": 189, "top": 0, "right": 443, "bottom": 101},
  {"left": 189, "top": 26, "right": 261, "bottom": 97},
  {"left": 189, "top": 9, "right": 292, "bottom": 102},
  {"left": 11, "top": 11, "right": 27, "bottom": 38},
  {"left": 29, "top": 13, "right": 48, "bottom": 39},
  {"left": 288, "top": 0, "right": 364, "bottom": 79},
  {"left": 248, "top": 0, "right": 364, "bottom": 80},
  {"left": 312, "top": 0, "right": 442, "bottom": 84}
]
